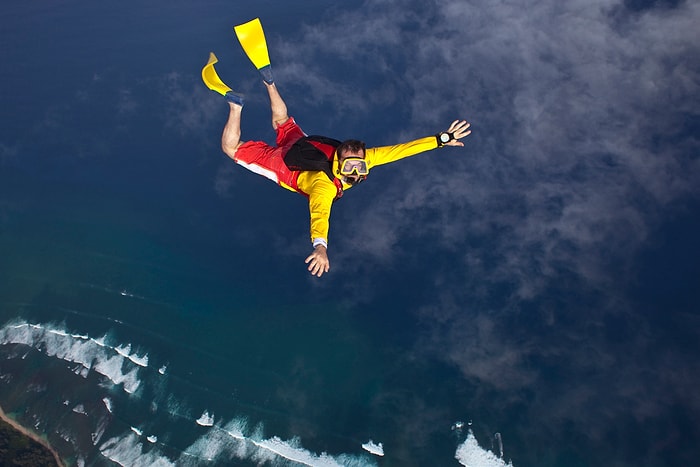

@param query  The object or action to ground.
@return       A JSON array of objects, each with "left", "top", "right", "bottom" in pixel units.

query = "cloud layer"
[
  {"left": 273, "top": 0, "right": 699, "bottom": 290},
  {"left": 267, "top": 1, "right": 700, "bottom": 464}
]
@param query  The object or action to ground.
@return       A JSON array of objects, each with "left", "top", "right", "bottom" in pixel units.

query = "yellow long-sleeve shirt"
[{"left": 292, "top": 135, "right": 439, "bottom": 246}]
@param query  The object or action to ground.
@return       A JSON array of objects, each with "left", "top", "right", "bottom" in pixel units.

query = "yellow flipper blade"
[
  {"left": 234, "top": 18, "right": 271, "bottom": 70},
  {"left": 201, "top": 52, "right": 233, "bottom": 96}
]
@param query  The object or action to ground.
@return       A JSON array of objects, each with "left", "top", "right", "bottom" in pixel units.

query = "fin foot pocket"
[{"left": 225, "top": 91, "right": 245, "bottom": 107}]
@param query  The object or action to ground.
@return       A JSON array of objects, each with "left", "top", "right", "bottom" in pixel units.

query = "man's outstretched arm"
[{"left": 366, "top": 120, "right": 471, "bottom": 168}]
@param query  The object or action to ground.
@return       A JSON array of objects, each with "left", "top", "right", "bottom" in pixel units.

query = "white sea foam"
[
  {"left": 102, "top": 397, "right": 113, "bottom": 413},
  {"left": 223, "top": 417, "right": 247, "bottom": 440},
  {"left": 195, "top": 410, "right": 214, "bottom": 426},
  {"left": 180, "top": 418, "right": 376, "bottom": 467},
  {"left": 183, "top": 428, "right": 228, "bottom": 462},
  {"left": 361, "top": 440, "right": 384, "bottom": 456},
  {"left": 255, "top": 436, "right": 344, "bottom": 466},
  {"left": 100, "top": 433, "right": 175, "bottom": 467},
  {"left": 93, "top": 354, "right": 141, "bottom": 394},
  {"left": 114, "top": 343, "right": 149, "bottom": 367},
  {"left": 0, "top": 320, "right": 144, "bottom": 394},
  {"left": 73, "top": 364, "right": 90, "bottom": 377},
  {"left": 129, "top": 352, "right": 149, "bottom": 367},
  {"left": 494, "top": 432, "right": 503, "bottom": 458},
  {"left": 92, "top": 415, "right": 110, "bottom": 446},
  {"left": 91, "top": 337, "right": 107, "bottom": 347},
  {"left": 455, "top": 431, "right": 513, "bottom": 467},
  {"left": 3, "top": 319, "right": 496, "bottom": 467}
]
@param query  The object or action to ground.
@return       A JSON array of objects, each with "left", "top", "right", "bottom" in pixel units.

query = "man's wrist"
[
  {"left": 312, "top": 238, "right": 328, "bottom": 249},
  {"left": 436, "top": 131, "right": 454, "bottom": 147}
]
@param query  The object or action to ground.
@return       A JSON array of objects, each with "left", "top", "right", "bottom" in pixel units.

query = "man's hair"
[{"left": 336, "top": 139, "right": 366, "bottom": 158}]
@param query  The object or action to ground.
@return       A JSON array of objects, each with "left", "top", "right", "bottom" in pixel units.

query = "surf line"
[
  {"left": 222, "top": 428, "right": 345, "bottom": 467},
  {"left": 2, "top": 322, "right": 148, "bottom": 394}
]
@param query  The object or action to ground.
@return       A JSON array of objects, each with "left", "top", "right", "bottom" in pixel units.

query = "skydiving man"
[{"left": 202, "top": 23, "right": 471, "bottom": 278}]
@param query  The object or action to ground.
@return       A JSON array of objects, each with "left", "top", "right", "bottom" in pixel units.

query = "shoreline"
[{"left": 0, "top": 404, "right": 65, "bottom": 467}]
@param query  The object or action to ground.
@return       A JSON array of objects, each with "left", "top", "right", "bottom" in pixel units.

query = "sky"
[{"left": 1, "top": 0, "right": 699, "bottom": 465}]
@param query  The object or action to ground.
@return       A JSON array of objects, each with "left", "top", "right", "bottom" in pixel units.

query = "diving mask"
[{"left": 339, "top": 157, "right": 368, "bottom": 176}]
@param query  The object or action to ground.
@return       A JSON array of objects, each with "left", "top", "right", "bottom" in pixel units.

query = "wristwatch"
[{"left": 437, "top": 132, "right": 453, "bottom": 146}]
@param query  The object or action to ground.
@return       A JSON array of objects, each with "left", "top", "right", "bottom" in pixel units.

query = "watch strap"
[{"left": 436, "top": 131, "right": 454, "bottom": 147}]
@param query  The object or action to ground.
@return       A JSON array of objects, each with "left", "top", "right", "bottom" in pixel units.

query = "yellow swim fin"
[
  {"left": 234, "top": 18, "right": 273, "bottom": 84},
  {"left": 201, "top": 52, "right": 233, "bottom": 96}
]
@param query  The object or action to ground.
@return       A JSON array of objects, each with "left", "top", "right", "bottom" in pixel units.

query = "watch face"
[{"left": 440, "top": 133, "right": 450, "bottom": 143}]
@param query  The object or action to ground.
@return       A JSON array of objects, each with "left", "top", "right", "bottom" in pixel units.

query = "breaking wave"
[
  {"left": 455, "top": 430, "right": 514, "bottom": 467},
  {"left": 0, "top": 321, "right": 145, "bottom": 394},
  {"left": 0, "top": 319, "right": 378, "bottom": 466},
  {"left": 1, "top": 319, "right": 511, "bottom": 466}
]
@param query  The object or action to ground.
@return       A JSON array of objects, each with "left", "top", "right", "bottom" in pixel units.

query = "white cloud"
[
  {"left": 270, "top": 0, "right": 699, "bottom": 300},
  {"left": 256, "top": 4, "right": 700, "bottom": 458},
  {"left": 160, "top": 71, "right": 223, "bottom": 139}
]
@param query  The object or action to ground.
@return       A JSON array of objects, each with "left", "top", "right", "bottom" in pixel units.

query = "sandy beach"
[{"left": 0, "top": 404, "right": 65, "bottom": 467}]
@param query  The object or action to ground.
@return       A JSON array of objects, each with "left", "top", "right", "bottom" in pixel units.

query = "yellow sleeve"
[
  {"left": 365, "top": 136, "right": 439, "bottom": 169},
  {"left": 296, "top": 171, "right": 337, "bottom": 245}
]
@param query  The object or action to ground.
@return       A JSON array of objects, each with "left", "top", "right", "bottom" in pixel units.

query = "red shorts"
[{"left": 233, "top": 117, "right": 305, "bottom": 188}]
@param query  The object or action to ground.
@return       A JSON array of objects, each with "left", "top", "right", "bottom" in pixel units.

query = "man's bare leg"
[
  {"left": 221, "top": 102, "right": 243, "bottom": 160},
  {"left": 221, "top": 83, "right": 286, "bottom": 158},
  {"left": 265, "top": 83, "right": 289, "bottom": 129}
]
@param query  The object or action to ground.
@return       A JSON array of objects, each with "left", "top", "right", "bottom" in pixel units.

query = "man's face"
[{"left": 338, "top": 150, "right": 366, "bottom": 185}]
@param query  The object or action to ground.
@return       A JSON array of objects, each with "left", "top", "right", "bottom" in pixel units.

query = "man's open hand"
[
  {"left": 444, "top": 120, "right": 471, "bottom": 146},
  {"left": 305, "top": 245, "right": 330, "bottom": 277}
]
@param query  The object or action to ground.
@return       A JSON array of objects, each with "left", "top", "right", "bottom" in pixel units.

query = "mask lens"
[{"left": 340, "top": 158, "right": 368, "bottom": 176}]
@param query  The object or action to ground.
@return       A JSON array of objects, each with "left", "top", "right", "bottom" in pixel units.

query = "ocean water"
[
  {"left": 3, "top": 0, "right": 699, "bottom": 466},
  {"left": 0, "top": 174, "right": 509, "bottom": 466},
  {"left": 0, "top": 318, "right": 510, "bottom": 466}
]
